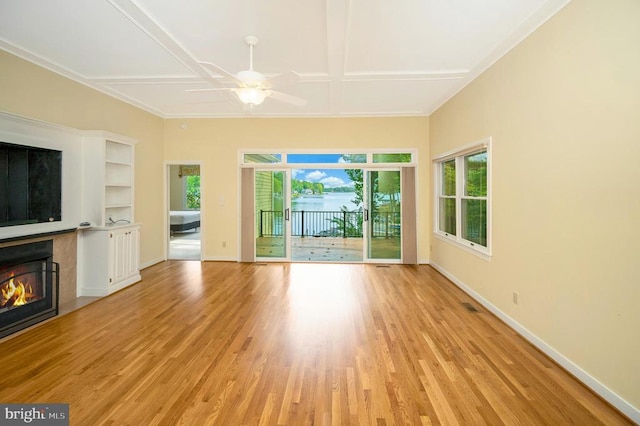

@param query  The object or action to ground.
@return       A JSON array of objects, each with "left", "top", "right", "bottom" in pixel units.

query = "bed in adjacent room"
[{"left": 170, "top": 210, "right": 200, "bottom": 232}]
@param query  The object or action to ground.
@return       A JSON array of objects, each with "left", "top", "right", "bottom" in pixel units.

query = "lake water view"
[
  {"left": 291, "top": 192, "right": 358, "bottom": 212},
  {"left": 288, "top": 192, "right": 361, "bottom": 237},
  {"left": 292, "top": 192, "right": 360, "bottom": 212}
]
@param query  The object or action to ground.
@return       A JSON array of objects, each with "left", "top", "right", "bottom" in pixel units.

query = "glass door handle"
[
  {"left": 285, "top": 208, "right": 290, "bottom": 221},
  {"left": 364, "top": 209, "right": 369, "bottom": 221}
]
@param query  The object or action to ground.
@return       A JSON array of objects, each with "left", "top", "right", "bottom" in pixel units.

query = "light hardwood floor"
[{"left": 0, "top": 261, "right": 632, "bottom": 425}]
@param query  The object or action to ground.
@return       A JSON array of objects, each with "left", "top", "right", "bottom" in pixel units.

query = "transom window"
[
  {"left": 241, "top": 151, "right": 415, "bottom": 166},
  {"left": 434, "top": 139, "right": 491, "bottom": 258}
]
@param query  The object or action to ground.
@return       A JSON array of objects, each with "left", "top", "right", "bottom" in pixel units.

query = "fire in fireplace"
[
  {"left": 1, "top": 269, "right": 42, "bottom": 308},
  {"left": 0, "top": 240, "right": 59, "bottom": 338}
]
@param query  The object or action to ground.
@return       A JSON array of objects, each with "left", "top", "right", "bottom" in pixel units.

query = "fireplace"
[{"left": 0, "top": 240, "right": 59, "bottom": 338}]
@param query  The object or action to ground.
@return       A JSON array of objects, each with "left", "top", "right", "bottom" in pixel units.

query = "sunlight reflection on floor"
[{"left": 285, "top": 264, "right": 363, "bottom": 351}]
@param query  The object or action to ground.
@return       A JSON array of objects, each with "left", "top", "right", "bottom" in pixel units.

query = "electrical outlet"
[
  {"left": 512, "top": 292, "right": 519, "bottom": 304},
  {"left": 222, "top": 241, "right": 226, "bottom": 248}
]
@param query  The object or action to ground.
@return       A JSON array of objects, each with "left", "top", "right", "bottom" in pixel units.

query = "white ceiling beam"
[
  {"left": 343, "top": 71, "right": 468, "bottom": 81},
  {"left": 107, "top": 0, "right": 240, "bottom": 110},
  {"left": 325, "top": 0, "right": 351, "bottom": 115}
]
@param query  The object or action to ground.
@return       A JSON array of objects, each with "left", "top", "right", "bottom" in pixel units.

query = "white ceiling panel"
[
  {"left": 346, "top": 0, "right": 550, "bottom": 73},
  {"left": 0, "top": 0, "right": 571, "bottom": 117},
  {"left": 341, "top": 79, "right": 462, "bottom": 115},
  {"left": 0, "top": 0, "right": 191, "bottom": 78}
]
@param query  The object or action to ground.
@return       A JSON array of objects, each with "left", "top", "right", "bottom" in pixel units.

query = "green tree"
[
  {"left": 340, "top": 153, "right": 410, "bottom": 208},
  {"left": 463, "top": 152, "right": 487, "bottom": 245},
  {"left": 327, "top": 206, "right": 363, "bottom": 237},
  {"left": 186, "top": 175, "right": 200, "bottom": 209},
  {"left": 344, "top": 168, "right": 363, "bottom": 206},
  {"left": 291, "top": 179, "right": 324, "bottom": 195}
]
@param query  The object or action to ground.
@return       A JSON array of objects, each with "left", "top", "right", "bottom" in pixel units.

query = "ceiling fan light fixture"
[{"left": 235, "top": 87, "right": 267, "bottom": 106}]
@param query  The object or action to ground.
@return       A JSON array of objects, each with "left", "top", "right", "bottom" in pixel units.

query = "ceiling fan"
[{"left": 189, "top": 35, "right": 307, "bottom": 108}]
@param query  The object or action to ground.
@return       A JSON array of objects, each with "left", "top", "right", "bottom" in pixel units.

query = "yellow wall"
[
  {"left": 430, "top": 0, "right": 640, "bottom": 413},
  {"left": 163, "top": 117, "right": 430, "bottom": 261},
  {"left": 0, "top": 51, "right": 165, "bottom": 266}
]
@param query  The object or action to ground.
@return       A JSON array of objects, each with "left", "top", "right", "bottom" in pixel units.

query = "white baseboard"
[
  {"left": 140, "top": 256, "right": 238, "bottom": 266},
  {"left": 140, "top": 257, "right": 165, "bottom": 270},
  {"left": 429, "top": 262, "right": 640, "bottom": 424},
  {"left": 203, "top": 256, "right": 238, "bottom": 262}
]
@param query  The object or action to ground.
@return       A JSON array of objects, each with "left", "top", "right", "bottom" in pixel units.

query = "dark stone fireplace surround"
[
  {"left": 0, "top": 239, "right": 57, "bottom": 338},
  {"left": 0, "top": 228, "right": 77, "bottom": 338}
]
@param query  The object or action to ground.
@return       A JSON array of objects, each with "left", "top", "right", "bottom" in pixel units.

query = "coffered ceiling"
[{"left": 0, "top": 0, "right": 569, "bottom": 118}]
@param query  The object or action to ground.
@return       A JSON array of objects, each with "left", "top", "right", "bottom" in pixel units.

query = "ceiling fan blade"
[
  {"left": 186, "top": 88, "right": 235, "bottom": 93},
  {"left": 267, "top": 90, "right": 308, "bottom": 106},
  {"left": 264, "top": 71, "right": 302, "bottom": 89},
  {"left": 199, "top": 62, "right": 241, "bottom": 84}
]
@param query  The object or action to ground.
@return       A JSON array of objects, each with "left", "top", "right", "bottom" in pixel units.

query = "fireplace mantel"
[{"left": 0, "top": 228, "right": 77, "bottom": 245}]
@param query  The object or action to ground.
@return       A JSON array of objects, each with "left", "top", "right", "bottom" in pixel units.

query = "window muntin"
[{"left": 434, "top": 142, "right": 490, "bottom": 256}]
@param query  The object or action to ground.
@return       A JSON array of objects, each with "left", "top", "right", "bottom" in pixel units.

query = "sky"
[
  {"left": 292, "top": 168, "right": 354, "bottom": 189},
  {"left": 288, "top": 153, "right": 357, "bottom": 189}
]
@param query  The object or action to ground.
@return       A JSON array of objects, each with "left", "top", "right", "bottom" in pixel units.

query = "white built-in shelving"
[
  {"left": 79, "top": 131, "right": 140, "bottom": 296},
  {"left": 82, "top": 132, "right": 136, "bottom": 227}
]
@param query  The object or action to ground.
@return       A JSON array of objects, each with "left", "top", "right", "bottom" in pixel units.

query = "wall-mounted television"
[{"left": 0, "top": 142, "right": 62, "bottom": 227}]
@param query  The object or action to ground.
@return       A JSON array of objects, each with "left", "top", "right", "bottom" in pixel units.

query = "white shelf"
[
  {"left": 105, "top": 140, "right": 132, "bottom": 164},
  {"left": 105, "top": 160, "right": 132, "bottom": 166},
  {"left": 82, "top": 132, "right": 136, "bottom": 227}
]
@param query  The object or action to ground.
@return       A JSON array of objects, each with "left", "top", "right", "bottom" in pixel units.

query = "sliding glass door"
[
  {"left": 252, "top": 168, "right": 403, "bottom": 262},
  {"left": 365, "top": 170, "right": 402, "bottom": 261},
  {"left": 255, "top": 170, "right": 289, "bottom": 260}
]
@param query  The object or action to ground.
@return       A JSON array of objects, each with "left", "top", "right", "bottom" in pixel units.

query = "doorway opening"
[
  {"left": 168, "top": 164, "right": 202, "bottom": 260},
  {"left": 290, "top": 168, "right": 363, "bottom": 262}
]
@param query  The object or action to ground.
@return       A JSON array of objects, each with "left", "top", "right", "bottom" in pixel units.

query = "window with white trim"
[{"left": 434, "top": 140, "right": 490, "bottom": 256}]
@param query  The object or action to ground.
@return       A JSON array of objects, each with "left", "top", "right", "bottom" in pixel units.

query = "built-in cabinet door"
[
  {"left": 126, "top": 227, "right": 140, "bottom": 278},
  {"left": 108, "top": 226, "right": 140, "bottom": 285},
  {"left": 80, "top": 225, "right": 141, "bottom": 297},
  {"left": 109, "top": 229, "right": 128, "bottom": 285}
]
